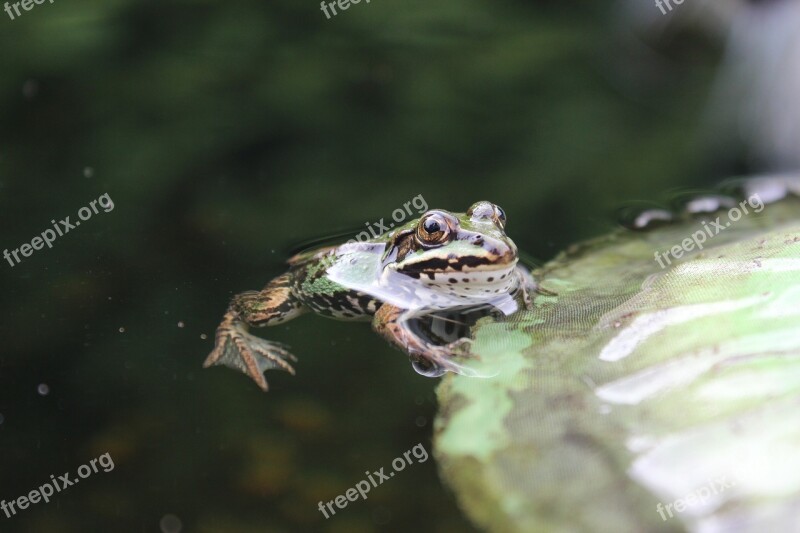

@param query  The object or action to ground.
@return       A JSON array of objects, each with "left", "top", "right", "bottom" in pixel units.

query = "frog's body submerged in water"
[{"left": 204, "top": 201, "right": 540, "bottom": 391}]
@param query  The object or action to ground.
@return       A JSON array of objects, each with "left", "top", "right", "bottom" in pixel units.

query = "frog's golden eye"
[{"left": 416, "top": 213, "right": 450, "bottom": 246}]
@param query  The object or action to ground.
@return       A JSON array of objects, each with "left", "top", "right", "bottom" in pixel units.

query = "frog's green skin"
[{"left": 204, "top": 201, "right": 539, "bottom": 391}]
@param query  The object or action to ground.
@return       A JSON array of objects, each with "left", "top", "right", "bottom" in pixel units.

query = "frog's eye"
[
  {"left": 468, "top": 201, "right": 504, "bottom": 227},
  {"left": 494, "top": 206, "right": 506, "bottom": 228},
  {"left": 416, "top": 213, "right": 450, "bottom": 246}
]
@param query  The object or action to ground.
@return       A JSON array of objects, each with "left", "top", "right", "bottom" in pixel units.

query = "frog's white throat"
[{"left": 420, "top": 263, "right": 519, "bottom": 300}]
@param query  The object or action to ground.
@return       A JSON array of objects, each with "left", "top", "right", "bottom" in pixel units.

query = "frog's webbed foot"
[
  {"left": 205, "top": 276, "right": 307, "bottom": 391},
  {"left": 373, "top": 304, "right": 477, "bottom": 378},
  {"left": 204, "top": 310, "right": 298, "bottom": 392},
  {"left": 410, "top": 339, "right": 479, "bottom": 377}
]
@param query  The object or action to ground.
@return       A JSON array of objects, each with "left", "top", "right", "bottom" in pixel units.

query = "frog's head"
[{"left": 382, "top": 201, "right": 518, "bottom": 287}]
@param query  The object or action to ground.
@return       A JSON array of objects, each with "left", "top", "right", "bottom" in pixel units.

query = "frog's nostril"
[{"left": 471, "top": 236, "right": 484, "bottom": 246}]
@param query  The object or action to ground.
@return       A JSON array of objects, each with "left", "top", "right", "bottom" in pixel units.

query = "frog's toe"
[
  {"left": 534, "top": 286, "right": 558, "bottom": 297},
  {"left": 410, "top": 340, "right": 479, "bottom": 378},
  {"left": 204, "top": 321, "right": 296, "bottom": 392},
  {"left": 245, "top": 335, "right": 298, "bottom": 373},
  {"left": 445, "top": 337, "right": 474, "bottom": 356}
]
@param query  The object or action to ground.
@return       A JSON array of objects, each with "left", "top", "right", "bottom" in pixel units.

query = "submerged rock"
[{"left": 435, "top": 190, "right": 800, "bottom": 533}]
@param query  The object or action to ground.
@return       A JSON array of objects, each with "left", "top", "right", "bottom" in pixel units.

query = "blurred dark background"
[{"left": 0, "top": 0, "right": 765, "bottom": 531}]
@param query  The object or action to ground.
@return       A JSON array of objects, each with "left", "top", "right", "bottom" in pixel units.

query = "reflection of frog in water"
[{"left": 204, "top": 201, "right": 543, "bottom": 391}]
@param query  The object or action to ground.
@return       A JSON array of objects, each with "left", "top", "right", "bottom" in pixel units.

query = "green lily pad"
[{"left": 435, "top": 195, "right": 800, "bottom": 532}]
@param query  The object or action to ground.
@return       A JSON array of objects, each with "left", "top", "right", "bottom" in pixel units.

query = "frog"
[{"left": 203, "top": 201, "right": 545, "bottom": 391}]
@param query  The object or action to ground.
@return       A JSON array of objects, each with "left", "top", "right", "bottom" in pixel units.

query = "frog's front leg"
[
  {"left": 515, "top": 265, "right": 556, "bottom": 310},
  {"left": 372, "top": 303, "right": 471, "bottom": 378},
  {"left": 204, "top": 273, "right": 307, "bottom": 391}
]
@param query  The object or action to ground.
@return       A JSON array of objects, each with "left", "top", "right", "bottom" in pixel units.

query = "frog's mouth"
[{"left": 393, "top": 250, "right": 519, "bottom": 280}]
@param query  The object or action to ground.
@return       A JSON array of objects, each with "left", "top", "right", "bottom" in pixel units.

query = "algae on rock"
[{"left": 435, "top": 197, "right": 800, "bottom": 533}]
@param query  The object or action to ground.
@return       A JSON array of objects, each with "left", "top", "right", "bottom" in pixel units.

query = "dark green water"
[{"left": 0, "top": 1, "right": 723, "bottom": 531}]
